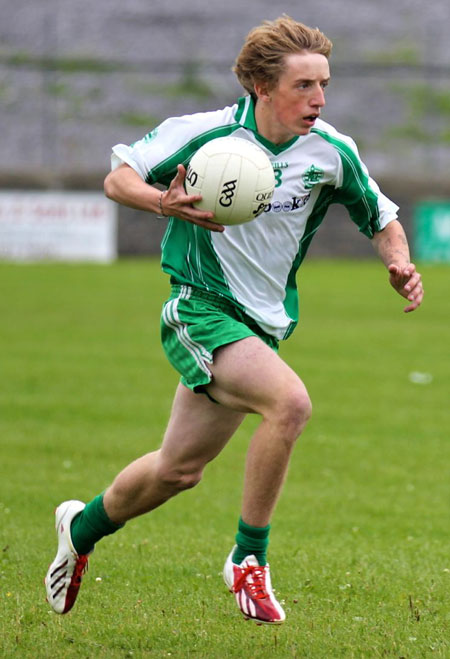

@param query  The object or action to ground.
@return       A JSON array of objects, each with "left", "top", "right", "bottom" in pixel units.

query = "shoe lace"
[{"left": 234, "top": 565, "right": 267, "bottom": 600}]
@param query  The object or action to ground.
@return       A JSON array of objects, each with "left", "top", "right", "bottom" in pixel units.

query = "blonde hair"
[{"left": 233, "top": 15, "right": 332, "bottom": 96}]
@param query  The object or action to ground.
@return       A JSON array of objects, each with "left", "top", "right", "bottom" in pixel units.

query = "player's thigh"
[
  {"left": 159, "top": 382, "right": 246, "bottom": 470},
  {"left": 206, "top": 336, "right": 310, "bottom": 418}
]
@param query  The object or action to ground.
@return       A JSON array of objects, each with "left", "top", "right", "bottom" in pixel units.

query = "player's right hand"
[{"left": 161, "top": 165, "right": 224, "bottom": 232}]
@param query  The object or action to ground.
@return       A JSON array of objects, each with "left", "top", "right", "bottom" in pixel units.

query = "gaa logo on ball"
[
  {"left": 185, "top": 136, "right": 275, "bottom": 226},
  {"left": 219, "top": 180, "right": 237, "bottom": 208}
]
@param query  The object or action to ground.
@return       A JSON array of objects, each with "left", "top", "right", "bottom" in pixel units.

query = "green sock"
[
  {"left": 232, "top": 517, "right": 270, "bottom": 566},
  {"left": 70, "top": 494, "right": 124, "bottom": 555}
]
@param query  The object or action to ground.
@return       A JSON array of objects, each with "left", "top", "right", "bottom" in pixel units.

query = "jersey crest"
[{"left": 302, "top": 164, "right": 324, "bottom": 189}]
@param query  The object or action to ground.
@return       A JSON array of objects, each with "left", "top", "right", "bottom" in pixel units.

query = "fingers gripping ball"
[{"left": 185, "top": 137, "right": 275, "bottom": 225}]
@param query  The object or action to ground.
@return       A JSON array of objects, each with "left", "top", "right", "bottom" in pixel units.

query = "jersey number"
[{"left": 274, "top": 168, "right": 283, "bottom": 188}]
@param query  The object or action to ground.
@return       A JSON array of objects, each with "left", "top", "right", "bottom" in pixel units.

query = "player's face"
[{"left": 255, "top": 52, "right": 330, "bottom": 144}]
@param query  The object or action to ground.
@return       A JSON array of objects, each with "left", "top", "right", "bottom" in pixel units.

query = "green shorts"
[{"left": 160, "top": 284, "right": 279, "bottom": 392}]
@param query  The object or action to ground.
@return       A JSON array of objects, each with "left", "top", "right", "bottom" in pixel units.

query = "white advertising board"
[{"left": 0, "top": 191, "right": 117, "bottom": 262}]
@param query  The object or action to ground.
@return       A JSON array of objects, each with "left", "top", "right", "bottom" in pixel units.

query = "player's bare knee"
[
  {"left": 156, "top": 462, "right": 203, "bottom": 492},
  {"left": 273, "top": 386, "right": 312, "bottom": 438},
  {"left": 298, "top": 389, "right": 313, "bottom": 426}
]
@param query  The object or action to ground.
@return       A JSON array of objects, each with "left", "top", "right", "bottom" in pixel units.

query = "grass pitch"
[{"left": 0, "top": 259, "right": 448, "bottom": 658}]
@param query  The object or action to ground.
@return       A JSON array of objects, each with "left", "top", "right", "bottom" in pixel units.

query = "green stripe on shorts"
[{"left": 160, "top": 284, "right": 278, "bottom": 392}]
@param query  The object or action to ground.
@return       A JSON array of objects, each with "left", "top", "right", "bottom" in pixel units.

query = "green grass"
[{"left": 0, "top": 259, "right": 448, "bottom": 658}]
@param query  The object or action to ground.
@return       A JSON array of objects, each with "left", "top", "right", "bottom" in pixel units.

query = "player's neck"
[{"left": 254, "top": 101, "right": 295, "bottom": 145}]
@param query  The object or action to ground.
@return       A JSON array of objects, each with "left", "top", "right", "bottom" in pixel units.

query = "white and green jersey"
[{"left": 111, "top": 95, "right": 398, "bottom": 340}]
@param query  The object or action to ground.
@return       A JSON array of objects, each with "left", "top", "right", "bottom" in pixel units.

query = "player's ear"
[{"left": 253, "top": 81, "right": 271, "bottom": 102}]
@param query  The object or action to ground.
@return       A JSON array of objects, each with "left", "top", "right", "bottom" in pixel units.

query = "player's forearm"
[
  {"left": 371, "top": 219, "right": 411, "bottom": 268},
  {"left": 104, "top": 164, "right": 161, "bottom": 214}
]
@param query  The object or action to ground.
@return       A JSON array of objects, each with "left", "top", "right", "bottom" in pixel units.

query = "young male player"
[{"left": 45, "top": 15, "right": 423, "bottom": 624}]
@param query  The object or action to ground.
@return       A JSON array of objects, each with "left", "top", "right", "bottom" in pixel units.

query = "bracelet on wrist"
[{"left": 157, "top": 191, "right": 167, "bottom": 218}]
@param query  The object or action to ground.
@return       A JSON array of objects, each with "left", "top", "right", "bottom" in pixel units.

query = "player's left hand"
[{"left": 388, "top": 263, "right": 424, "bottom": 313}]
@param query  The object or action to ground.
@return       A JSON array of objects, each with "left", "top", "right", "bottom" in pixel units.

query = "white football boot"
[
  {"left": 223, "top": 546, "right": 285, "bottom": 624},
  {"left": 45, "top": 500, "right": 91, "bottom": 614}
]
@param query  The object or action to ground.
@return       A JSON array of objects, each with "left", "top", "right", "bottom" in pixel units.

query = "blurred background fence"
[{"left": 1, "top": 0, "right": 450, "bottom": 257}]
